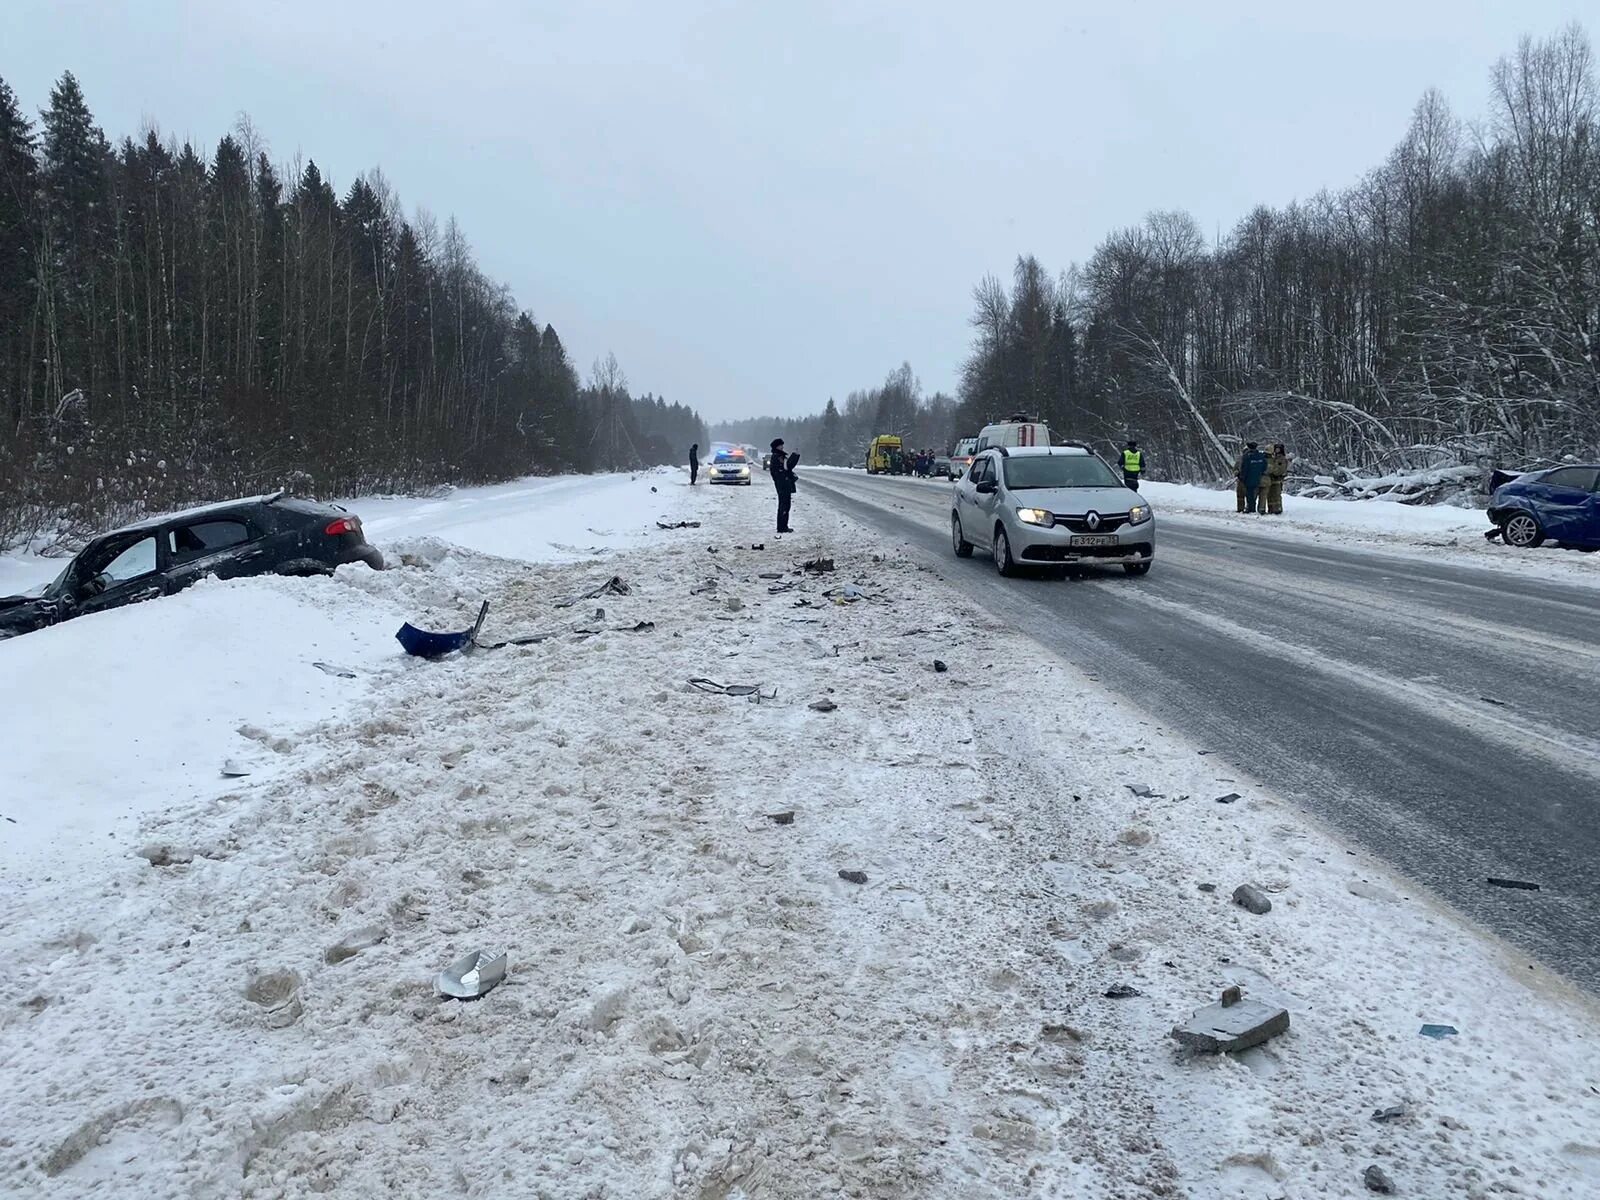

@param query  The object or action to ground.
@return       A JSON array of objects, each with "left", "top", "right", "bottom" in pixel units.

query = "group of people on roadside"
[{"left": 1234, "top": 442, "right": 1290, "bottom": 514}]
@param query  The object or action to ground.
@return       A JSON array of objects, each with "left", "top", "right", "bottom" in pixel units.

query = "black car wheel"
[
  {"left": 952, "top": 512, "right": 973, "bottom": 558},
  {"left": 275, "top": 558, "right": 336, "bottom": 578},
  {"left": 993, "top": 525, "right": 1017, "bottom": 577},
  {"left": 1502, "top": 513, "right": 1545, "bottom": 549}
]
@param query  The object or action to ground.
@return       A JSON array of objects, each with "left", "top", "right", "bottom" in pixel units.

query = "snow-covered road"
[
  {"left": 806, "top": 468, "right": 1600, "bottom": 993},
  {"left": 3, "top": 472, "right": 1599, "bottom": 1198}
]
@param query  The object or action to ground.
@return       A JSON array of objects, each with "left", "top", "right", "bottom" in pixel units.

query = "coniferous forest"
[
  {"left": 723, "top": 25, "right": 1598, "bottom": 496},
  {"left": 0, "top": 72, "right": 705, "bottom": 543}
]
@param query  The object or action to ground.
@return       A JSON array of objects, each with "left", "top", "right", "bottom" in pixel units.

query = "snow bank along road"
[
  {"left": 4, "top": 472, "right": 1600, "bottom": 1198},
  {"left": 805, "top": 469, "right": 1600, "bottom": 994}
]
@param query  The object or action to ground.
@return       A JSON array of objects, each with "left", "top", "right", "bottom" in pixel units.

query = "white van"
[{"left": 975, "top": 420, "right": 1051, "bottom": 451}]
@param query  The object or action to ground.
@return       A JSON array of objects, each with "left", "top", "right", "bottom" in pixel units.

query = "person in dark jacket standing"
[
  {"left": 689, "top": 443, "right": 699, "bottom": 485},
  {"left": 1238, "top": 442, "right": 1269, "bottom": 514},
  {"left": 1121, "top": 440, "right": 1144, "bottom": 490},
  {"left": 769, "top": 438, "right": 797, "bottom": 532}
]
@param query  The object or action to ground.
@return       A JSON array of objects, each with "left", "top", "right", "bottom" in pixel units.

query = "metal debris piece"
[
  {"left": 1214, "top": 792, "right": 1241, "bottom": 804},
  {"left": 626, "top": 620, "right": 656, "bottom": 633},
  {"left": 689, "top": 677, "right": 765, "bottom": 698},
  {"left": 1371, "top": 1104, "right": 1407, "bottom": 1123},
  {"left": 554, "top": 575, "right": 630, "bottom": 609},
  {"left": 655, "top": 520, "right": 701, "bottom": 530},
  {"left": 1418, "top": 1023, "right": 1458, "bottom": 1039},
  {"left": 436, "top": 949, "right": 508, "bottom": 1000},
  {"left": 809, "top": 697, "right": 838, "bottom": 712},
  {"left": 396, "top": 600, "right": 490, "bottom": 658},
  {"left": 220, "top": 759, "right": 252, "bottom": 778},
  {"left": 767, "top": 811, "right": 795, "bottom": 826},
  {"left": 690, "top": 579, "right": 719, "bottom": 595},
  {"left": 1486, "top": 877, "right": 1540, "bottom": 891},
  {"left": 313, "top": 661, "right": 357, "bottom": 678},
  {"left": 933, "top": 659, "right": 948, "bottom": 673},
  {"left": 1126, "top": 783, "right": 1163, "bottom": 798},
  {"left": 1104, "top": 984, "right": 1142, "bottom": 999},
  {"left": 803, "top": 557, "right": 835, "bottom": 573}
]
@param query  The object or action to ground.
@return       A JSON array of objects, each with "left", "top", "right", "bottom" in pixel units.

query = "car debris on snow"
[
  {"left": 823, "top": 583, "right": 870, "bottom": 603},
  {"left": 766, "top": 811, "right": 795, "bottom": 825},
  {"left": 838, "top": 869, "right": 868, "bottom": 884},
  {"left": 1233, "top": 884, "right": 1273, "bottom": 914},
  {"left": 688, "top": 677, "right": 770, "bottom": 699},
  {"left": 1363, "top": 1164, "right": 1398, "bottom": 1193},
  {"left": 554, "top": 575, "right": 630, "bottom": 608},
  {"left": 802, "top": 557, "right": 835, "bottom": 573},
  {"left": 1486, "top": 877, "right": 1540, "bottom": 891},
  {"left": 808, "top": 697, "right": 838, "bottom": 712},
  {"left": 1371, "top": 1104, "right": 1408, "bottom": 1123},
  {"left": 1419, "top": 1023, "right": 1459, "bottom": 1039},
  {"left": 1104, "top": 984, "right": 1142, "bottom": 999},
  {"left": 220, "top": 758, "right": 252, "bottom": 778},
  {"left": 1171, "top": 985, "right": 1290, "bottom": 1054},
  {"left": 1214, "top": 792, "right": 1241, "bottom": 804},
  {"left": 1126, "top": 783, "right": 1163, "bottom": 798},
  {"left": 436, "top": 949, "right": 508, "bottom": 1000},
  {"left": 655, "top": 520, "right": 701, "bottom": 530},
  {"left": 312, "top": 661, "right": 358, "bottom": 678}
]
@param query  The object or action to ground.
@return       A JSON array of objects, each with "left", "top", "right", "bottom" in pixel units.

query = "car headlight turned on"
[
  {"left": 1015, "top": 507, "right": 1055, "bottom": 527},
  {"left": 1128, "top": 504, "right": 1151, "bottom": 525},
  {"left": 739, "top": 466, "right": 750, "bottom": 475}
]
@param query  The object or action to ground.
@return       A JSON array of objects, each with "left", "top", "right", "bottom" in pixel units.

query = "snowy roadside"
[
  {"left": 0, "top": 472, "right": 676, "bottom": 877},
  {"left": 1, "top": 475, "right": 1598, "bottom": 1198},
  {"left": 1139, "top": 480, "right": 1600, "bottom": 588}
]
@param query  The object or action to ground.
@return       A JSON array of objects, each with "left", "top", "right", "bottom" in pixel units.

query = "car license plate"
[{"left": 1069, "top": 534, "right": 1117, "bottom": 547}]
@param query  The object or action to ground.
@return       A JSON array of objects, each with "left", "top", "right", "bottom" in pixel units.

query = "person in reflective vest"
[{"left": 1121, "top": 441, "right": 1144, "bottom": 491}]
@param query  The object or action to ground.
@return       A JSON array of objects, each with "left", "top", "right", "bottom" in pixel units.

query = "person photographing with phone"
[{"left": 768, "top": 437, "right": 798, "bottom": 533}]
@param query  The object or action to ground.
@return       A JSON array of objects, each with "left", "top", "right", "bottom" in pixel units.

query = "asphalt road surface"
[{"left": 806, "top": 469, "right": 1600, "bottom": 993}]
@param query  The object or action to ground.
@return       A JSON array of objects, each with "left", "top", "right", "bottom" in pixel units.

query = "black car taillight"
[{"left": 325, "top": 517, "right": 359, "bottom": 537}]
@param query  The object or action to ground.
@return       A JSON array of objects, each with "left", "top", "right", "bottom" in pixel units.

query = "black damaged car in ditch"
[{"left": 0, "top": 492, "right": 384, "bottom": 640}]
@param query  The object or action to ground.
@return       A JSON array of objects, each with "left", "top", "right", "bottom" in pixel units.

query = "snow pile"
[
  {"left": 2, "top": 474, "right": 1598, "bottom": 1197},
  {"left": 0, "top": 471, "right": 686, "bottom": 877}
]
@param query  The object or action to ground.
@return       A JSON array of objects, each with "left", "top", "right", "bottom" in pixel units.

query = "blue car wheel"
[{"left": 1502, "top": 511, "right": 1544, "bottom": 549}]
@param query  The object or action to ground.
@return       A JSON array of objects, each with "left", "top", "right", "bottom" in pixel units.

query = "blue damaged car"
[{"left": 1486, "top": 464, "right": 1600, "bottom": 550}]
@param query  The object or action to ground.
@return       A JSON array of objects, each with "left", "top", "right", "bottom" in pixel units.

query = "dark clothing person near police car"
[
  {"left": 1121, "top": 441, "right": 1144, "bottom": 490},
  {"left": 769, "top": 438, "right": 798, "bottom": 533},
  {"left": 689, "top": 443, "right": 699, "bottom": 485}
]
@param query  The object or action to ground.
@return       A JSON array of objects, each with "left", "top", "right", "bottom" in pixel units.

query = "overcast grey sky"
[{"left": 2, "top": 1, "right": 1589, "bottom": 421}]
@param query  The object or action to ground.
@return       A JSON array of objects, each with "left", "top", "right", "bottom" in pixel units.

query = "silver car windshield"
[{"left": 1003, "top": 455, "right": 1120, "bottom": 489}]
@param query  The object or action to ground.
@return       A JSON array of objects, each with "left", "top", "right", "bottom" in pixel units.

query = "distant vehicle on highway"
[
  {"left": 708, "top": 449, "right": 755, "bottom": 485},
  {"left": 950, "top": 446, "right": 1154, "bottom": 576},
  {"left": 932, "top": 454, "right": 954, "bottom": 478},
  {"left": 866, "top": 435, "right": 905, "bottom": 475},
  {"left": 1487, "top": 464, "right": 1600, "bottom": 549},
  {"left": 975, "top": 418, "right": 1050, "bottom": 452},
  {"left": 0, "top": 493, "right": 383, "bottom": 639},
  {"left": 949, "top": 437, "right": 979, "bottom": 478}
]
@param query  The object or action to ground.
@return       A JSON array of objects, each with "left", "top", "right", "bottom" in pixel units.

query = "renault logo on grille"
[{"left": 1085, "top": 511, "right": 1101, "bottom": 531}]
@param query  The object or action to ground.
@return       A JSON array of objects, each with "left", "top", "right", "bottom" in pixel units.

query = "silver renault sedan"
[{"left": 950, "top": 446, "right": 1155, "bottom": 576}]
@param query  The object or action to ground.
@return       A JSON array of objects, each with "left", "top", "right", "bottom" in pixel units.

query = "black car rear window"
[{"left": 169, "top": 519, "right": 251, "bottom": 560}]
